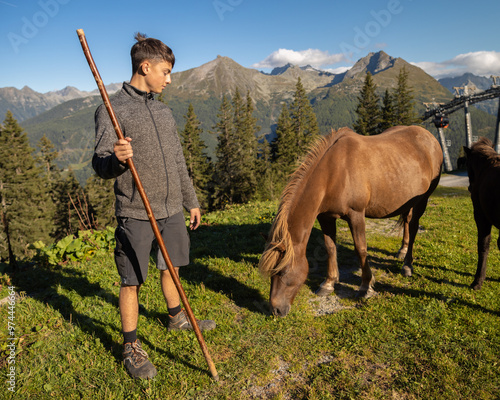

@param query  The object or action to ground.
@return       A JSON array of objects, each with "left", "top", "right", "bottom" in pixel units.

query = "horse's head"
[
  {"left": 269, "top": 255, "right": 308, "bottom": 317},
  {"left": 259, "top": 238, "right": 308, "bottom": 317}
]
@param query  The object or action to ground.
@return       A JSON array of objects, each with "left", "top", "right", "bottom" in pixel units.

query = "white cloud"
[
  {"left": 412, "top": 51, "right": 500, "bottom": 78},
  {"left": 251, "top": 48, "right": 349, "bottom": 69},
  {"left": 324, "top": 66, "right": 351, "bottom": 75}
]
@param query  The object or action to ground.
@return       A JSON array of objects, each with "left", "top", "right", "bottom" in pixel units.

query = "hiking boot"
[
  {"left": 123, "top": 340, "right": 157, "bottom": 379},
  {"left": 168, "top": 310, "right": 216, "bottom": 332}
]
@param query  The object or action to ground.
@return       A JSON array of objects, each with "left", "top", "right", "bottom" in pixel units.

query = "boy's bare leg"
[
  {"left": 160, "top": 268, "right": 181, "bottom": 308},
  {"left": 160, "top": 268, "right": 216, "bottom": 331},
  {"left": 120, "top": 284, "right": 141, "bottom": 333}
]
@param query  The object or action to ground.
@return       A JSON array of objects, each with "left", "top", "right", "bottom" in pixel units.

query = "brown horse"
[
  {"left": 464, "top": 137, "right": 500, "bottom": 290},
  {"left": 259, "top": 126, "right": 443, "bottom": 317}
]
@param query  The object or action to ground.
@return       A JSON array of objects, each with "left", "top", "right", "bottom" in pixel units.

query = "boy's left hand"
[{"left": 189, "top": 208, "right": 201, "bottom": 230}]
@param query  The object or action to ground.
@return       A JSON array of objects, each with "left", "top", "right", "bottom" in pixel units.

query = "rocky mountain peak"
[
  {"left": 270, "top": 63, "right": 295, "bottom": 76},
  {"left": 344, "top": 50, "right": 396, "bottom": 79},
  {"left": 439, "top": 72, "right": 493, "bottom": 93}
]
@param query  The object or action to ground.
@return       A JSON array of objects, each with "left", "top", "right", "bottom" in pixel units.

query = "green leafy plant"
[{"left": 30, "top": 227, "right": 115, "bottom": 266}]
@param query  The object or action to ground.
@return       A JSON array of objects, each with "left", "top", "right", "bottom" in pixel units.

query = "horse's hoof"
[
  {"left": 315, "top": 287, "right": 334, "bottom": 297},
  {"left": 401, "top": 265, "right": 413, "bottom": 277},
  {"left": 396, "top": 250, "right": 407, "bottom": 260},
  {"left": 356, "top": 287, "right": 377, "bottom": 299},
  {"left": 470, "top": 282, "right": 482, "bottom": 291}
]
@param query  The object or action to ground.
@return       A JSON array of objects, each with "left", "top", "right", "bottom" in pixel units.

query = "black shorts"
[{"left": 114, "top": 212, "right": 190, "bottom": 286}]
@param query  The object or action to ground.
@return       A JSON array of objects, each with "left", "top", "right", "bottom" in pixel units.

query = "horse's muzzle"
[{"left": 270, "top": 304, "right": 291, "bottom": 317}]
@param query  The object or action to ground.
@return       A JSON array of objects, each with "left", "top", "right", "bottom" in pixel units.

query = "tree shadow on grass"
[
  {"left": 7, "top": 221, "right": 274, "bottom": 378},
  {"left": 417, "top": 261, "right": 500, "bottom": 284},
  {"left": 9, "top": 261, "right": 215, "bottom": 376},
  {"left": 307, "top": 262, "right": 500, "bottom": 318},
  {"left": 303, "top": 226, "right": 402, "bottom": 294},
  {"left": 11, "top": 262, "right": 124, "bottom": 360},
  {"left": 190, "top": 222, "right": 270, "bottom": 264},
  {"left": 298, "top": 226, "right": 500, "bottom": 317},
  {"left": 165, "top": 222, "right": 273, "bottom": 315}
]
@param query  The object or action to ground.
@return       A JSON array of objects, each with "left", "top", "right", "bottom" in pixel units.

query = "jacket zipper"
[{"left": 145, "top": 95, "right": 170, "bottom": 218}]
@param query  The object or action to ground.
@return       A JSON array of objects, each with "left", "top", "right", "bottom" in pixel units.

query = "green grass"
[{"left": 1, "top": 188, "right": 499, "bottom": 399}]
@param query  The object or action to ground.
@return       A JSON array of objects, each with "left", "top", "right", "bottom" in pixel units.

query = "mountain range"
[{"left": 1, "top": 51, "right": 497, "bottom": 184}]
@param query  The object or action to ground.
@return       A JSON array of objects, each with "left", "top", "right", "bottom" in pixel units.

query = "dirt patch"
[
  {"left": 308, "top": 293, "right": 354, "bottom": 316},
  {"left": 242, "top": 355, "right": 336, "bottom": 400}
]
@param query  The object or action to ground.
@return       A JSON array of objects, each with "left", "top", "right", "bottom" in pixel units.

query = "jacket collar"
[{"left": 122, "top": 82, "right": 156, "bottom": 101}]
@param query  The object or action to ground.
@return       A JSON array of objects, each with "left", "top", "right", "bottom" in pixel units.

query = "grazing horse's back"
[{"left": 316, "top": 126, "right": 442, "bottom": 220}]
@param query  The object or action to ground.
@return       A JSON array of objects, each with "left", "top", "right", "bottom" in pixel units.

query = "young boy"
[{"left": 92, "top": 33, "right": 215, "bottom": 380}]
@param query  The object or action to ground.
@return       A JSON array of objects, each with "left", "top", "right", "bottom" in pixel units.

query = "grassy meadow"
[{"left": 1, "top": 185, "right": 499, "bottom": 399}]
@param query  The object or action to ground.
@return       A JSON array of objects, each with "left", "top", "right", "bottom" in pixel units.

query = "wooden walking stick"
[{"left": 76, "top": 29, "right": 219, "bottom": 381}]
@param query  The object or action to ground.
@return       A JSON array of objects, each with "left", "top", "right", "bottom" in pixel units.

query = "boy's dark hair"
[{"left": 131, "top": 32, "right": 175, "bottom": 74}]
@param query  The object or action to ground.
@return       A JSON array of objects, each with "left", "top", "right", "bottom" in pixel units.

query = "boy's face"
[{"left": 142, "top": 60, "right": 172, "bottom": 94}]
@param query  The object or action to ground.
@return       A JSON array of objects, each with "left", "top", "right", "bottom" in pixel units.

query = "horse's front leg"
[
  {"left": 471, "top": 209, "right": 492, "bottom": 290},
  {"left": 397, "top": 209, "right": 412, "bottom": 259},
  {"left": 347, "top": 212, "right": 376, "bottom": 298},
  {"left": 316, "top": 214, "right": 338, "bottom": 296}
]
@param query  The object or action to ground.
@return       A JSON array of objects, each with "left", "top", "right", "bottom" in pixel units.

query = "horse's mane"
[
  {"left": 258, "top": 127, "right": 352, "bottom": 276},
  {"left": 470, "top": 137, "right": 500, "bottom": 166}
]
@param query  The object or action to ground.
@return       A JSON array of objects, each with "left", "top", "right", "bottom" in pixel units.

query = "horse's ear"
[
  {"left": 260, "top": 232, "right": 268, "bottom": 242},
  {"left": 463, "top": 146, "right": 471, "bottom": 156}
]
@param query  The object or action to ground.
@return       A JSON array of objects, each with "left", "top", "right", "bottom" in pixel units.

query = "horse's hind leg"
[
  {"left": 401, "top": 198, "right": 428, "bottom": 277},
  {"left": 397, "top": 209, "right": 412, "bottom": 260},
  {"left": 471, "top": 209, "right": 492, "bottom": 290},
  {"left": 316, "top": 214, "right": 338, "bottom": 296},
  {"left": 346, "top": 211, "right": 376, "bottom": 298}
]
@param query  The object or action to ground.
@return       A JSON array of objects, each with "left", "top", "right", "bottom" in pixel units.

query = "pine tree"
[
  {"left": 231, "top": 90, "right": 259, "bottom": 203},
  {"left": 393, "top": 66, "right": 419, "bottom": 126},
  {"left": 379, "top": 89, "right": 396, "bottom": 132},
  {"left": 271, "top": 79, "right": 320, "bottom": 188},
  {"left": 85, "top": 174, "right": 115, "bottom": 229},
  {"left": 36, "top": 135, "right": 60, "bottom": 239},
  {"left": 255, "top": 137, "right": 278, "bottom": 201},
  {"left": 212, "top": 95, "right": 234, "bottom": 208},
  {"left": 180, "top": 103, "right": 211, "bottom": 209},
  {"left": 272, "top": 103, "right": 296, "bottom": 176},
  {"left": 37, "top": 135, "right": 59, "bottom": 181},
  {"left": 354, "top": 72, "right": 381, "bottom": 135},
  {"left": 212, "top": 89, "right": 261, "bottom": 208},
  {"left": 53, "top": 169, "right": 90, "bottom": 239},
  {"left": 289, "top": 77, "right": 319, "bottom": 153},
  {"left": 0, "top": 111, "right": 53, "bottom": 262}
]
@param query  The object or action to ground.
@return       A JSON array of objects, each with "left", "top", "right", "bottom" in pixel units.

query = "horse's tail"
[
  {"left": 396, "top": 215, "right": 405, "bottom": 229},
  {"left": 396, "top": 209, "right": 413, "bottom": 230},
  {"left": 258, "top": 207, "right": 294, "bottom": 276}
]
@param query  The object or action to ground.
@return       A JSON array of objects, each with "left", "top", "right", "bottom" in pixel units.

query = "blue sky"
[{"left": 1, "top": 0, "right": 500, "bottom": 93}]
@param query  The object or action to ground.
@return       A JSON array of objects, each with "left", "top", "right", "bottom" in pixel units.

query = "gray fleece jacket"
[{"left": 92, "top": 82, "right": 200, "bottom": 220}]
